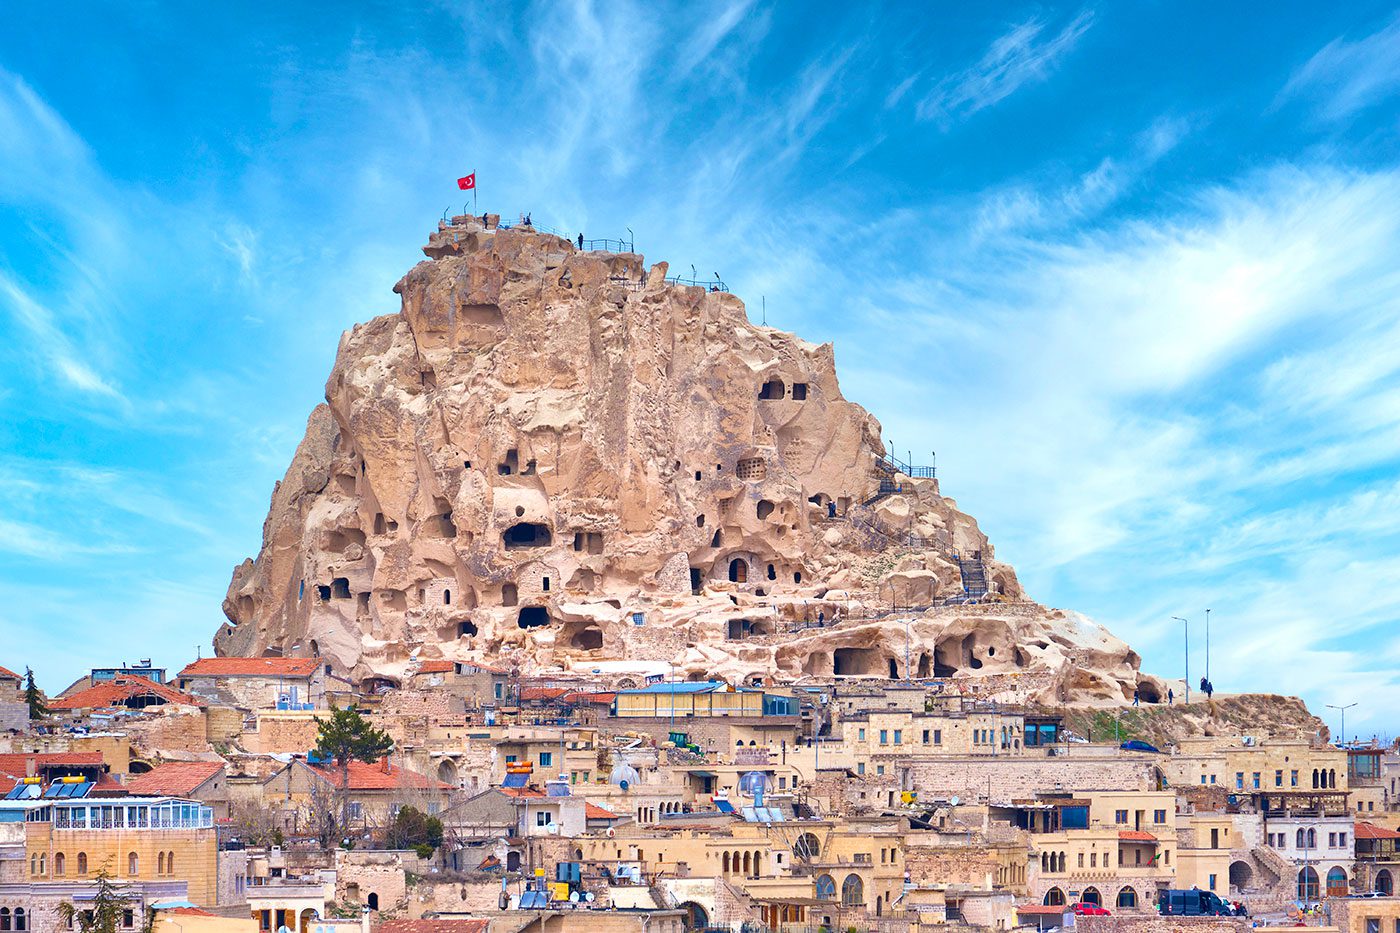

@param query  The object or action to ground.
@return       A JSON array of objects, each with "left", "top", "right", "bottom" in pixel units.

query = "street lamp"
[
  {"left": 1326, "top": 702, "right": 1357, "bottom": 748},
  {"left": 1204, "top": 608, "right": 1210, "bottom": 684},
  {"left": 1171, "top": 617, "right": 1190, "bottom": 704}
]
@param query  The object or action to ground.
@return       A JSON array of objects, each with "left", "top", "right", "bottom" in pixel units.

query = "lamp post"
[
  {"left": 1326, "top": 702, "right": 1356, "bottom": 748},
  {"left": 1171, "top": 617, "right": 1190, "bottom": 703},
  {"left": 1204, "top": 608, "right": 1210, "bottom": 684},
  {"left": 904, "top": 619, "right": 913, "bottom": 684}
]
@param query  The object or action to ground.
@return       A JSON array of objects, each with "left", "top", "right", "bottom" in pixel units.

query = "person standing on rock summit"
[
  {"left": 577, "top": 233, "right": 584, "bottom": 249},
  {"left": 1168, "top": 688, "right": 1175, "bottom": 705}
]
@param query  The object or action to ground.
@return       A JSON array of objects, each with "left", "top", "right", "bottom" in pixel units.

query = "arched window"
[
  {"left": 54, "top": 852, "right": 65, "bottom": 876},
  {"left": 167, "top": 851, "right": 175, "bottom": 875},
  {"left": 815, "top": 874, "right": 836, "bottom": 900},
  {"left": 128, "top": 852, "right": 139, "bottom": 875},
  {"left": 841, "top": 874, "right": 864, "bottom": 907},
  {"left": 37, "top": 855, "right": 44, "bottom": 875},
  {"left": 1297, "top": 829, "right": 1306, "bottom": 848},
  {"left": 1081, "top": 887, "right": 1101, "bottom": 906},
  {"left": 1043, "top": 887, "right": 1066, "bottom": 906},
  {"left": 1307, "top": 829, "right": 1317, "bottom": 849},
  {"left": 794, "top": 833, "right": 820, "bottom": 860},
  {"left": 1, "top": 907, "right": 11, "bottom": 931},
  {"left": 1041, "top": 851, "right": 1049, "bottom": 871},
  {"left": 157, "top": 852, "right": 166, "bottom": 875},
  {"left": 722, "top": 852, "right": 730, "bottom": 873},
  {"left": 753, "top": 849, "right": 762, "bottom": 878},
  {"left": 77, "top": 852, "right": 87, "bottom": 874},
  {"left": 1117, "top": 887, "right": 1138, "bottom": 908},
  {"left": 1327, "top": 866, "right": 1349, "bottom": 897},
  {"left": 1376, "top": 868, "right": 1393, "bottom": 895},
  {"left": 1058, "top": 852, "right": 1067, "bottom": 873},
  {"left": 728, "top": 558, "right": 748, "bottom": 584},
  {"left": 1298, "top": 866, "right": 1320, "bottom": 901},
  {"left": 367, "top": 893, "right": 379, "bottom": 911},
  {"left": 742, "top": 852, "right": 751, "bottom": 874},
  {"left": 11, "top": 909, "right": 21, "bottom": 932}
]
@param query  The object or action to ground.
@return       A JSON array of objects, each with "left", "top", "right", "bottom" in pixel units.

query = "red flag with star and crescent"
[{"left": 457, "top": 172, "right": 476, "bottom": 191}]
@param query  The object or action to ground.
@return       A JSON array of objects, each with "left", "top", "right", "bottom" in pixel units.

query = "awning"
[{"left": 688, "top": 770, "right": 718, "bottom": 778}]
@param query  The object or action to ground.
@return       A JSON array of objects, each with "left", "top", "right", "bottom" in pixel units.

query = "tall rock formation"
[{"left": 219, "top": 215, "right": 1165, "bottom": 706}]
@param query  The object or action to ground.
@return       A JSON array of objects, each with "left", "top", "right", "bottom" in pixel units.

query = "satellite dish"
[
  {"left": 619, "top": 779, "right": 630, "bottom": 792},
  {"left": 585, "top": 891, "right": 596, "bottom": 902},
  {"left": 950, "top": 795, "right": 960, "bottom": 806},
  {"left": 547, "top": 823, "right": 560, "bottom": 835}
]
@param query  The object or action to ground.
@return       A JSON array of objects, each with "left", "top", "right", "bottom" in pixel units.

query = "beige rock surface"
[{"left": 217, "top": 215, "right": 1162, "bottom": 706}]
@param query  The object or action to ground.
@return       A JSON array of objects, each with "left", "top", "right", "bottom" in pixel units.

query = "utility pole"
[
  {"left": 1204, "top": 608, "right": 1211, "bottom": 682},
  {"left": 1326, "top": 702, "right": 1357, "bottom": 747},
  {"left": 1171, "top": 617, "right": 1190, "bottom": 703}
]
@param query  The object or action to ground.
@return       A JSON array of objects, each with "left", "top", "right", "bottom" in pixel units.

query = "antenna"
[{"left": 762, "top": 296, "right": 766, "bottom": 326}]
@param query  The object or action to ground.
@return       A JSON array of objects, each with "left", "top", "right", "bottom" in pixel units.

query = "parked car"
[
  {"left": 1120, "top": 739, "right": 1162, "bottom": 753},
  {"left": 1071, "top": 902, "right": 1111, "bottom": 916},
  {"left": 1158, "top": 888, "right": 1233, "bottom": 916}
]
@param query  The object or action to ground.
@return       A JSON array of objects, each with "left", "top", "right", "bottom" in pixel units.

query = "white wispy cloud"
[
  {"left": 1281, "top": 14, "right": 1400, "bottom": 122},
  {"left": 916, "top": 10, "right": 1094, "bottom": 124}
]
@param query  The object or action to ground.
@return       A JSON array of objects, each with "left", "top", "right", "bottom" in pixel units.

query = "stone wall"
[
  {"left": 1076, "top": 916, "right": 1251, "bottom": 933},
  {"left": 907, "top": 754, "right": 1155, "bottom": 802},
  {"left": 0, "top": 699, "right": 28, "bottom": 732}
]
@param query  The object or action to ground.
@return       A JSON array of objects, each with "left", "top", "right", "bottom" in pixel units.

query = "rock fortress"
[{"left": 219, "top": 213, "right": 1175, "bottom": 708}]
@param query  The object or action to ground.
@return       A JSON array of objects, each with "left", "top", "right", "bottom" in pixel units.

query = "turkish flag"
[{"left": 457, "top": 173, "right": 476, "bottom": 191}]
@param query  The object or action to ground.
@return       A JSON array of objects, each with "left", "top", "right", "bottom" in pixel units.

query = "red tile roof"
[
  {"left": 414, "top": 661, "right": 455, "bottom": 674},
  {"left": 305, "top": 758, "right": 450, "bottom": 791},
  {"left": 0, "top": 752, "right": 107, "bottom": 792},
  {"left": 455, "top": 661, "right": 507, "bottom": 674},
  {"left": 0, "top": 665, "right": 20, "bottom": 680},
  {"left": 519, "top": 686, "right": 568, "bottom": 701},
  {"left": 377, "top": 921, "right": 489, "bottom": 933},
  {"left": 1355, "top": 821, "right": 1400, "bottom": 840},
  {"left": 501, "top": 787, "right": 546, "bottom": 799},
  {"left": 1118, "top": 830, "right": 1158, "bottom": 842},
  {"left": 179, "top": 657, "right": 321, "bottom": 678},
  {"left": 50, "top": 676, "right": 200, "bottom": 710},
  {"left": 585, "top": 803, "right": 619, "bottom": 819},
  {"left": 125, "top": 761, "right": 224, "bottom": 797},
  {"left": 166, "top": 907, "right": 217, "bottom": 917}
]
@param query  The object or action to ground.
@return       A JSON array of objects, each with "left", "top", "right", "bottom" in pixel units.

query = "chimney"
[
  {"left": 25, "top": 758, "right": 36, "bottom": 778},
  {"left": 380, "top": 755, "right": 391, "bottom": 774}
]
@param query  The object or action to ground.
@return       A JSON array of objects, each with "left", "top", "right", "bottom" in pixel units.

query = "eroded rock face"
[{"left": 218, "top": 215, "right": 1153, "bottom": 705}]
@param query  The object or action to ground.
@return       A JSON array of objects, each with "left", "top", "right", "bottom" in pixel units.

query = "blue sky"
[{"left": 3, "top": 3, "right": 1400, "bottom": 735}]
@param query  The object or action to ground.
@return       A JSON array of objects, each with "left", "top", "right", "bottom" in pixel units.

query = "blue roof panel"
[{"left": 627, "top": 681, "right": 723, "bottom": 695}]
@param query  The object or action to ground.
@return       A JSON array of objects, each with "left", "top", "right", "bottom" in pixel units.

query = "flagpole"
[{"left": 473, "top": 170, "right": 478, "bottom": 215}]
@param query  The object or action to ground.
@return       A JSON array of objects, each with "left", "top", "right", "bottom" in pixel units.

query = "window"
[
  {"left": 1252, "top": 772, "right": 1261, "bottom": 789},
  {"left": 128, "top": 852, "right": 138, "bottom": 875},
  {"left": 77, "top": 852, "right": 87, "bottom": 874},
  {"left": 1209, "top": 873, "right": 1218, "bottom": 891},
  {"left": 540, "top": 752, "right": 553, "bottom": 767},
  {"left": 1236, "top": 772, "right": 1244, "bottom": 790},
  {"left": 1292, "top": 769, "right": 1299, "bottom": 787},
  {"left": 858, "top": 729, "right": 866, "bottom": 742},
  {"left": 879, "top": 730, "right": 888, "bottom": 745},
  {"left": 1340, "top": 832, "right": 1348, "bottom": 846},
  {"left": 166, "top": 852, "right": 174, "bottom": 875},
  {"left": 347, "top": 802, "right": 362, "bottom": 820},
  {"left": 536, "top": 811, "right": 553, "bottom": 826},
  {"left": 122, "top": 909, "right": 134, "bottom": 929},
  {"left": 1115, "top": 810, "right": 1128, "bottom": 824},
  {"left": 1078, "top": 853, "right": 1085, "bottom": 868},
  {"left": 923, "top": 730, "right": 930, "bottom": 744},
  {"left": 893, "top": 730, "right": 902, "bottom": 745},
  {"left": 54, "top": 852, "right": 65, "bottom": 876},
  {"left": 875, "top": 765, "right": 885, "bottom": 776},
  {"left": 857, "top": 763, "right": 865, "bottom": 775},
  {"left": 1153, "top": 809, "right": 1166, "bottom": 824},
  {"left": 1200, "top": 775, "right": 1207, "bottom": 784},
  {"left": 1276, "top": 770, "right": 1284, "bottom": 787},
  {"left": 933, "top": 729, "right": 942, "bottom": 745},
  {"left": 1330, "top": 832, "right": 1338, "bottom": 847}
]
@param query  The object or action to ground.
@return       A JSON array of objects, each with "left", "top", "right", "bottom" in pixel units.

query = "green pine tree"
[
  {"left": 313, "top": 704, "right": 394, "bottom": 831},
  {"left": 58, "top": 865, "right": 156, "bottom": 932},
  {"left": 24, "top": 667, "right": 49, "bottom": 719}
]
